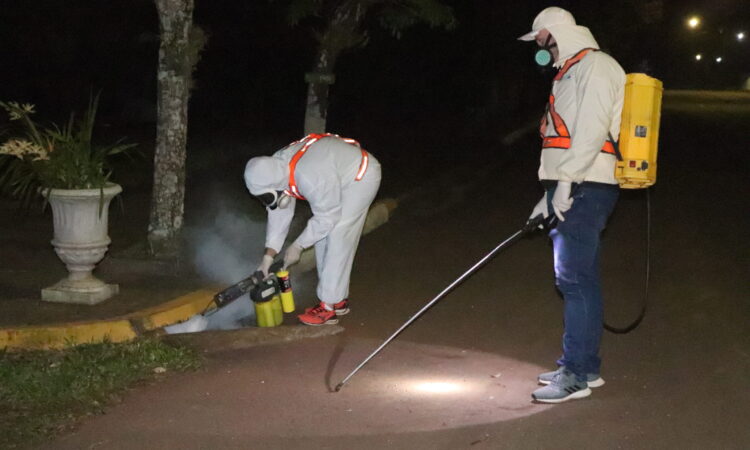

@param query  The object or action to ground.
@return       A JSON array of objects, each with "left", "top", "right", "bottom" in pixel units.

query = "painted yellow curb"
[
  {"left": 127, "top": 288, "right": 217, "bottom": 331},
  {"left": 0, "top": 320, "right": 137, "bottom": 351},
  {"left": 0, "top": 289, "right": 216, "bottom": 351}
]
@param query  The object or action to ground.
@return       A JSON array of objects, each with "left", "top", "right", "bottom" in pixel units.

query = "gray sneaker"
[
  {"left": 538, "top": 366, "right": 605, "bottom": 388},
  {"left": 532, "top": 368, "right": 592, "bottom": 403}
]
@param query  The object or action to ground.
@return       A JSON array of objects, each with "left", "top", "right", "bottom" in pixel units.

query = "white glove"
[
  {"left": 283, "top": 243, "right": 304, "bottom": 269},
  {"left": 528, "top": 195, "right": 549, "bottom": 229},
  {"left": 529, "top": 195, "right": 549, "bottom": 219},
  {"left": 257, "top": 254, "right": 274, "bottom": 277},
  {"left": 551, "top": 181, "right": 574, "bottom": 222}
]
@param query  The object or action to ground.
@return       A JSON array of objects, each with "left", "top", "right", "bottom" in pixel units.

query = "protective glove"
[
  {"left": 527, "top": 194, "right": 549, "bottom": 229},
  {"left": 283, "top": 243, "right": 304, "bottom": 269},
  {"left": 551, "top": 181, "right": 574, "bottom": 222},
  {"left": 257, "top": 254, "right": 274, "bottom": 277}
]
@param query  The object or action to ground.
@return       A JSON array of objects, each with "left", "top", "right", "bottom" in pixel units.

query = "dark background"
[{"left": 0, "top": 0, "right": 747, "bottom": 182}]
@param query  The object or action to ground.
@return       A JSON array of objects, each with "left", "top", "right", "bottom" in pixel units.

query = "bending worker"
[
  {"left": 519, "top": 7, "right": 625, "bottom": 403},
  {"left": 244, "top": 133, "right": 381, "bottom": 326}
]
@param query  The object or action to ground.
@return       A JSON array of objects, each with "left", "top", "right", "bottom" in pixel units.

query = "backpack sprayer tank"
[
  {"left": 616, "top": 73, "right": 663, "bottom": 189},
  {"left": 212, "top": 263, "right": 295, "bottom": 327}
]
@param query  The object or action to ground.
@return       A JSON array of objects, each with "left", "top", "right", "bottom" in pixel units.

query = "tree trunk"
[
  {"left": 148, "top": 0, "right": 193, "bottom": 258},
  {"left": 303, "top": 68, "right": 335, "bottom": 135}
]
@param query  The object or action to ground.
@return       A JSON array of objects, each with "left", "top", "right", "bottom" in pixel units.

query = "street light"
[
  {"left": 715, "top": 56, "right": 723, "bottom": 63},
  {"left": 695, "top": 53, "right": 703, "bottom": 61},
  {"left": 738, "top": 32, "right": 746, "bottom": 41},
  {"left": 687, "top": 16, "right": 701, "bottom": 29}
]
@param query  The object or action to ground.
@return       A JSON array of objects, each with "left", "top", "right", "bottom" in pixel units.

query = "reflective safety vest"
[
  {"left": 284, "top": 133, "right": 370, "bottom": 201},
  {"left": 539, "top": 48, "right": 620, "bottom": 158}
]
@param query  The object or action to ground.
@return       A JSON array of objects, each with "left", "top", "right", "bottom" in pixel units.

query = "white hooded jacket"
[
  {"left": 244, "top": 136, "right": 379, "bottom": 253},
  {"left": 539, "top": 24, "right": 625, "bottom": 184}
]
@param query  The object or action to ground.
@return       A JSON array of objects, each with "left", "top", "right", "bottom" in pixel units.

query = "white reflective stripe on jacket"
[{"left": 539, "top": 24, "right": 625, "bottom": 184}]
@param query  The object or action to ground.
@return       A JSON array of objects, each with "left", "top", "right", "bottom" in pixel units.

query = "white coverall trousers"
[{"left": 315, "top": 160, "right": 381, "bottom": 304}]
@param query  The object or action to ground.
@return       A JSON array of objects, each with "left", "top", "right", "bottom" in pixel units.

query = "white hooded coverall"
[
  {"left": 538, "top": 24, "right": 625, "bottom": 184},
  {"left": 244, "top": 135, "right": 381, "bottom": 304}
]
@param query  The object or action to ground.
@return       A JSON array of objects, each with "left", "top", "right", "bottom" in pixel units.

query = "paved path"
[{"left": 47, "top": 106, "right": 749, "bottom": 449}]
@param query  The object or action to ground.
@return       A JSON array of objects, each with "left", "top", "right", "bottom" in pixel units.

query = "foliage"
[
  {"left": 0, "top": 338, "right": 202, "bottom": 448},
  {"left": 0, "top": 93, "right": 136, "bottom": 207},
  {"left": 286, "top": 0, "right": 456, "bottom": 58}
]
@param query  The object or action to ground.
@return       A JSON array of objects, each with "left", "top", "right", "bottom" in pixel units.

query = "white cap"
[{"left": 518, "top": 7, "right": 576, "bottom": 41}]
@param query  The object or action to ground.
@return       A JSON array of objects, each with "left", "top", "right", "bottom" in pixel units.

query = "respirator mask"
[
  {"left": 535, "top": 34, "right": 557, "bottom": 67},
  {"left": 255, "top": 189, "right": 291, "bottom": 210}
]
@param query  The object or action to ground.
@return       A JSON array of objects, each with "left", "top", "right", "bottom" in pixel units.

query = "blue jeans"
[{"left": 546, "top": 182, "right": 619, "bottom": 380}]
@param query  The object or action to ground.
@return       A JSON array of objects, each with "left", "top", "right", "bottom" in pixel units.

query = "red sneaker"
[
  {"left": 304, "top": 298, "right": 349, "bottom": 316},
  {"left": 298, "top": 302, "right": 338, "bottom": 326}
]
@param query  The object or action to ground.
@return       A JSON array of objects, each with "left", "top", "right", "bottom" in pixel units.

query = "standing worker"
[
  {"left": 244, "top": 134, "right": 381, "bottom": 326},
  {"left": 518, "top": 7, "right": 625, "bottom": 403}
]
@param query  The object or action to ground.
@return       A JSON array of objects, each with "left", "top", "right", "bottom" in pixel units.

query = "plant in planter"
[{"left": 0, "top": 95, "right": 136, "bottom": 304}]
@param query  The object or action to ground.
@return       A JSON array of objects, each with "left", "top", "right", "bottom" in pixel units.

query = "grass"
[{"left": 0, "top": 338, "right": 202, "bottom": 448}]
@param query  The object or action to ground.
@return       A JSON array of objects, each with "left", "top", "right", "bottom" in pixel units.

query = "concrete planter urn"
[{"left": 41, "top": 183, "right": 122, "bottom": 305}]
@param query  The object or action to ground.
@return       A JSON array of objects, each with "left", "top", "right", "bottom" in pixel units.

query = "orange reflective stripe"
[
  {"left": 542, "top": 136, "right": 616, "bottom": 155},
  {"left": 286, "top": 134, "right": 325, "bottom": 200},
  {"left": 554, "top": 48, "right": 593, "bottom": 81},
  {"left": 601, "top": 140, "right": 615, "bottom": 155},
  {"left": 540, "top": 48, "right": 614, "bottom": 156},
  {"left": 548, "top": 95, "right": 569, "bottom": 137},
  {"left": 285, "top": 133, "right": 369, "bottom": 200},
  {"left": 542, "top": 136, "right": 572, "bottom": 148},
  {"left": 355, "top": 149, "right": 369, "bottom": 181}
]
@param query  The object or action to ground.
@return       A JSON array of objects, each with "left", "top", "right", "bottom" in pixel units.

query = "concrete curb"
[
  {"left": 0, "top": 289, "right": 215, "bottom": 351},
  {"left": 0, "top": 198, "right": 397, "bottom": 351}
]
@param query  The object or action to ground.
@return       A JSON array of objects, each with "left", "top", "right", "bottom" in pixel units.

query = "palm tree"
[{"left": 286, "top": 0, "right": 456, "bottom": 134}]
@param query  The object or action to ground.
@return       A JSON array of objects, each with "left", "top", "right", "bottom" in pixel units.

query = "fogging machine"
[{"left": 212, "top": 261, "right": 295, "bottom": 327}]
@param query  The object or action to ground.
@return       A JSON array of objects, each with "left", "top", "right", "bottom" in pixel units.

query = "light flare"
[{"left": 412, "top": 381, "right": 465, "bottom": 394}]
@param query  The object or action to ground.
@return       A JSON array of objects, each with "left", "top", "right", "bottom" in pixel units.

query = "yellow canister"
[
  {"left": 616, "top": 73, "right": 663, "bottom": 189},
  {"left": 255, "top": 300, "right": 276, "bottom": 327},
  {"left": 270, "top": 295, "right": 283, "bottom": 325},
  {"left": 275, "top": 270, "right": 296, "bottom": 313}
]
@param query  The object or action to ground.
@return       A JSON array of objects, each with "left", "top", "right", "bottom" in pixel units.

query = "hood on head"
[
  {"left": 244, "top": 156, "right": 288, "bottom": 195},
  {"left": 546, "top": 23, "right": 599, "bottom": 68},
  {"left": 518, "top": 7, "right": 599, "bottom": 69}
]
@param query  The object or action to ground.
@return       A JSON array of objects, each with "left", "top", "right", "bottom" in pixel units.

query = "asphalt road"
[{"left": 46, "top": 101, "right": 749, "bottom": 449}]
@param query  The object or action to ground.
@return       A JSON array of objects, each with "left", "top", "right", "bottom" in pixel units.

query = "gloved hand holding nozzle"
[
  {"left": 257, "top": 254, "right": 275, "bottom": 277},
  {"left": 528, "top": 195, "right": 549, "bottom": 229}
]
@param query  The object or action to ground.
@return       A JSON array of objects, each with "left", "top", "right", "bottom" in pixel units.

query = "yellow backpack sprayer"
[
  {"left": 614, "top": 73, "right": 663, "bottom": 188},
  {"left": 212, "top": 261, "right": 295, "bottom": 327},
  {"left": 605, "top": 73, "right": 663, "bottom": 333}
]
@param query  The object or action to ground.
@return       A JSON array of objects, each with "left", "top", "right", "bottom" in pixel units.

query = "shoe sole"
[
  {"left": 539, "top": 377, "right": 605, "bottom": 388},
  {"left": 532, "top": 387, "right": 592, "bottom": 404},
  {"left": 303, "top": 307, "right": 349, "bottom": 316},
  {"left": 299, "top": 317, "right": 339, "bottom": 326}
]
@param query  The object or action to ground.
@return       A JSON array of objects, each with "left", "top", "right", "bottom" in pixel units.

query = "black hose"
[{"left": 604, "top": 188, "right": 650, "bottom": 334}]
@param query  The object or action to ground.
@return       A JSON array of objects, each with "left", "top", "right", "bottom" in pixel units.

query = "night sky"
[{"left": 0, "top": 0, "right": 747, "bottom": 148}]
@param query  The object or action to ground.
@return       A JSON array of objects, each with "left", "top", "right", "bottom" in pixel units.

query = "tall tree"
[
  {"left": 149, "top": 0, "right": 203, "bottom": 258},
  {"left": 287, "top": 0, "right": 456, "bottom": 134}
]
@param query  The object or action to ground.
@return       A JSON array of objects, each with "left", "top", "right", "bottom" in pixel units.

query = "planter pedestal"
[{"left": 41, "top": 184, "right": 122, "bottom": 305}]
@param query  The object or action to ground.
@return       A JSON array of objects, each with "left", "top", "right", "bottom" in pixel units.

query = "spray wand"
[{"left": 334, "top": 215, "right": 553, "bottom": 392}]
